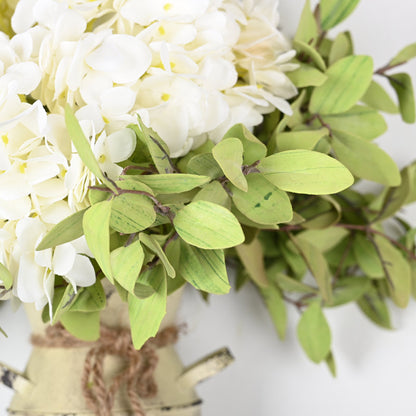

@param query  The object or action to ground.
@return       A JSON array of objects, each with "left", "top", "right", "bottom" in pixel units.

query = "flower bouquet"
[{"left": 1, "top": 0, "right": 416, "bottom": 414}]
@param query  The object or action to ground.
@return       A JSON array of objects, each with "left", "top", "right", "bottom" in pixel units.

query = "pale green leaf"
[
  {"left": 274, "top": 128, "right": 328, "bottom": 152},
  {"left": 110, "top": 193, "right": 156, "bottom": 234},
  {"left": 293, "top": 40, "right": 326, "bottom": 72},
  {"left": 186, "top": 153, "right": 223, "bottom": 178},
  {"left": 287, "top": 64, "right": 328, "bottom": 88},
  {"left": 361, "top": 81, "right": 399, "bottom": 114},
  {"left": 321, "top": 105, "right": 387, "bottom": 140},
  {"left": 61, "top": 311, "right": 100, "bottom": 341},
  {"left": 270, "top": 271, "right": 318, "bottom": 294},
  {"left": 320, "top": 0, "right": 360, "bottom": 30},
  {"left": 310, "top": 55, "right": 373, "bottom": 115},
  {"left": 332, "top": 130, "right": 401, "bottom": 185},
  {"left": 325, "top": 352, "right": 337, "bottom": 377},
  {"left": 0, "top": 262, "right": 12, "bottom": 290},
  {"left": 329, "top": 277, "right": 372, "bottom": 307},
  {"left": 43, "top": 285, "right": 77, "bottom": 324},
  {"left": 212, "top": 138, "right": 247, "bottom": 191},
  {"left": 352, "top": 234, "right": 384, "bottom": 278},
  {"left": 291, "top": 236, "right": 333, "bottom": 303},
  {"left": 128, "top": 264, "right": 167, "bottom": 349},
  {"left": 65, "top": 106, "right": 116, "bottom": 192},
  {"left": 36, "top": 209, "right": 87, "bottom": 251},
  {"left": 297, "top": 302, "right": 331, "bottom": 363},
  {"left": 132, "top": 174, "right": 210, "bottom": 194},
  {"left": 260, "top": 284, "right": 287, "bottom": 340},
  {"left": 259, "top": 150, "right": 353, "bottom": 195},
  {"left": 193, "top": 181, "right": 231, "bottom": 209},
  {"left": 294, "top": 0, "right": 318, "bottom": 44},
  {"left": 357, "top": 290, "right": 392, "bottom": 329},
  {"left": 297, "top": 227, "right": 349, "bottom": 252},
  {"left": 136, "top": 117, "right": 174, "bottom": 174},
  {"left": 375, "top": 236, "right": 411, "bottom": 308},
  {"left": 69, "top": 281, "right": 106, "bottom": 312},
  {"left": 235, "top": 238, "right": 268, "bottom": 288},
  {"left": 111, "top": 240, "right": 144, "bottom": 293},
  {"left": 223, "top": 124, "right": 267, "bottom": 165},
  {"left": 139, "top": 233, "right": 175, "bottom": 278},
  {"left": 231, "top": 173, "right": 292, "bottom": 225},
  {"left": 179, "top": 242, "right": 230, "bottom": 294},
  {"left": 174, "top": 201, "right": 244, "bottom": 249},
  {"left": 390, "top": 42, "right": 416, "bottom": 66},
  {"left": 389, "top": 73, "right": 416, "bottom": 123},
  {"left": 83, "top": 200, "right": 113, "bottom": 281},
  {"left": 329, "top": 32, "right": 353, "bottom": 65}
]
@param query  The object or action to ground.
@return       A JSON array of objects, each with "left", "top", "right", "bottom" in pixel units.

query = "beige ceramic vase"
[{"left": 0, "top": 288, "right": 233, "bottom": 415}]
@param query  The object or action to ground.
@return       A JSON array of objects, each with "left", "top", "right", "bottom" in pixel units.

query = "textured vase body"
[{"left": 2, "top": 288, "right": 232, "bottom": 415}]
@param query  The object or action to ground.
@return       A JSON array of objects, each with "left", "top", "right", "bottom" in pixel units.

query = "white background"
[{"left": 2, "top": 1, "right": 416, "bottom": 415}]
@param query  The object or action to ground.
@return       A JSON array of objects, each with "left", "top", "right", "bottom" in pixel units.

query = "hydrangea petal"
[
  {"left": 105, "top": 128, "right": 136, "bottom": 163},
  {"left": 65, "top": 253, "right": 96, "bottom": 287},
  {"left": 53, "top": 243, "right": 76, "bottom": 276}
]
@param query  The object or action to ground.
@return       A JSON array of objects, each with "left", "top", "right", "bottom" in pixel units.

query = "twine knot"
[{"left": 31, "top": 324, "right": 179, "bottom": 416}]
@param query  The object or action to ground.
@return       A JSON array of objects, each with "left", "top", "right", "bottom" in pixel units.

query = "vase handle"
[
  {"left": 0, "top": 362, "right": 31, "bottom": 393},
  {"left": 178, "top": 347, "right": 234, "bottom": 387}
]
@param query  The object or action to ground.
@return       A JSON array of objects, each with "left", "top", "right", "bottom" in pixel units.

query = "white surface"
[{"left": 2, "top": 1, "right": 416, "bottom": 415}]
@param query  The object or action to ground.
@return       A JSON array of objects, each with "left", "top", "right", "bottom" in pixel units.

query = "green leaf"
[
  {"left": 329, "top": 32, "right": 353, "bottom": 65},
  {"left": 133, "top": 174, "right": 210, "bottom": 194},
  {"left": 352, "top": 234, "right": 384, "bottom": 278},
  {"left": 287, "top": 64, "right": 328, "bottom": 88},
  {"left": 321, "top": 105, "right": 387, "bottom": 140},
  {"left": 223, "top": 124, "right": 267, "bottom": 165},
  {"left": 290, "top": 236, "right": 333, "bottom": 303},
  {"left": 0, "top": 262, "right": 12, "bottom": 290},
  {"left": 111, "top": 240, "right": 144, "bottom": 293},
  {"left": 174, "top": 201, "right": 244, "bottom": 249},
  {"left": 330, "top": 277, "right": 372, "bottom": 307},
  {"left": 357, "top": 290, "right": 392, "bottom": 329},
  {"left": 361, "top": 81, "right": 399, "bottom": 114},
  {"left": 60, "top": 311, "right": 100, "bottom": 342},
  {"left": 44, "top": 284, "right": 77, "bottom": 324},
  {"left": 297, "top": 227, "right": 349, "bottom": 252},
  {"left": 274, "top": 128, "right": 328, "bottom": 152},
  {"left": 136, "top": 117, "right": 174, "bottom": 174},
  {"left": 83, "top": 200, "right": 113, "bottom": 281},
  {"left": 69, "top": 281, "right": 106, "bottom": 312},
  {"left": 116, "top": 178, "right": 155, "bottom": 195},
  {"left": 375, "top": 236, "right": 411, "bottom": 308},
  {"left": 128, "top": 264, "right": 167, "bottom": 349},
  {"left": 64, "top": 105, "right": 116, "bottom": 192},
  {"left": 179, "top": 242, "right": 230, "bottom": 294},
  {"left": 297, "top": 302, "right": 331, "bottom": 363},
  {"left": 212, "top": 138, "right": 247, "bottom": 191},
  {"left": 186, "top": 153, "right": 223, "bottom": 178},
  {"left": 332, "top": 130, "right": 401, "bottom": 186},
  {"left": 325, "top": 352, "right": 337, "bottom": 377},
  {"left": 259, "top": 150, "right": 353, "bottom": 195},
  {"left": 389, "top": 73, "right": 416, "bottom": 123},
  {"left": 231, "top": 173, "right": 292, "bottom": 225},
  {"left": 390, "top": 42, "right": 416, "bottom": 66},
  {"left": 320, "top": 0, "right": 360, "bottom": 30},
  {"left": 193, "top": 181, "right": 231, "bottom": 209},
  {"left": 235, "top": 238, "right": 268, "bottom": 288},
  {"left": 310, "top": 55, "right": 373, "bottom": 115},
  {"left": 139, "top": 233, "right": 175, "bottom": 278},
  {"left": 294, "top": 0, "right": 318, "bottom": 44},
  {"left": 36, "top": 209, "right": 87, "bottom": 251},
  {"left": 88, "top": 186, "right": 111, "bottom": 205},
  {"left": 260, "top": 284, "right": 287, "bottom": 340},
  {"left": 293, "top": 40, "right": 326, "bottom": 72},
  {"left": 270, "top": 271, "right": 318, "bottom": 294},
  {"left": 110, "top": 193, "right": 156, "bottom": 234}
]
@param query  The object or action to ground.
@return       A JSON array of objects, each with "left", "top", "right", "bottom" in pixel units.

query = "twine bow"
[{"left": 31, "top": 324, "right": 179, "bottom": 416}]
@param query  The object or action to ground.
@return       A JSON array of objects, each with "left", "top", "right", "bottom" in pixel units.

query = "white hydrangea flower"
[{"left": 0, "top": 0, "right": 298, "bottom": 309}]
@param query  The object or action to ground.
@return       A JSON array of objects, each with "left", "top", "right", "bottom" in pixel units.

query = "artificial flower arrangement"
[{"left": 0, "top": 0, "right": 416, "bottom": 414}]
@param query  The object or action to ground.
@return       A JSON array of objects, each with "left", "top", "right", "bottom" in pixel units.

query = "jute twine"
[{"left": 31, "top": 324, "right": 179, "bottom": 416}]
